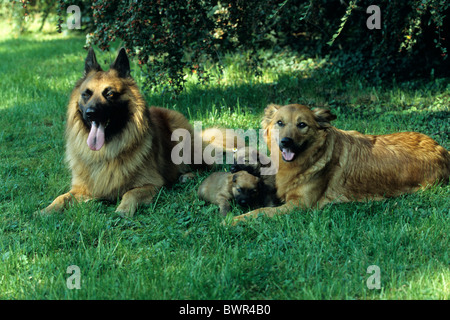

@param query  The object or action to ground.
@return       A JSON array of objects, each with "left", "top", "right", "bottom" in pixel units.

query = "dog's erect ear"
[
  {"left": 111, "top": 48, "right": 131, "bottom": 78},
  {"left": 84, "top": 47, "right": 102, "bottom": 75},
  {"left": 261, "top": 104, "right": 281, "bottom": 129},
  {"left": 313, "top": 108, "right": 337, "bottom": 128}
]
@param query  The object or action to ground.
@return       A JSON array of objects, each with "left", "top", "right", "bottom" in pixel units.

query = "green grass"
[{"left": 0, "top": 25, "right": 449, "bottom": 300}]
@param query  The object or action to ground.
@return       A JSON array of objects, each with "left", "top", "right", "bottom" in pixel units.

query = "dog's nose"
[
  {"left": 85, "top": 107, "right": 99, "bottom": 122},
  {"left": 238, "top": 199, "right": 247, "bottom": 205},
  {"left": 280, "top": 137, "right": 294, "bottom": 148}
]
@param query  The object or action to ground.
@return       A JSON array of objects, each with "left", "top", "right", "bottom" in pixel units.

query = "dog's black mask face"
[
  {"left": 233, "top": 189, "right": 259, "bottom": 208},
  {"left": 231, "top": 172, "right": 260, "bottom": 208},
  {"left": 77, "top": 48, "right": 132, "bottom": 151},
  {"left": 78, "top": 84, "right": 130, "bottom": 140}
]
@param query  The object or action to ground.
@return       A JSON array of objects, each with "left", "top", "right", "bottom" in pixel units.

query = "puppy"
[
  {"left": 198, "top": 171, "right": 261, "bottom": 216},
  {"left": 231, "top": 146, "right": 280, "bottom": 207}
]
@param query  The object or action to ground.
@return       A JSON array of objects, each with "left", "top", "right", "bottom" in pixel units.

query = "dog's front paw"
[
  {"left": 179, "top": 172, "right": 195, "bottom": 183},
  {"left": 34, "top": 194, "right": 69, "bottom": 216},
  {"left": 115, "top": 200, "right": 137, "bottom": 218},
  {"left": 228, "top": 209, "right": 263, "bottom": 226}
]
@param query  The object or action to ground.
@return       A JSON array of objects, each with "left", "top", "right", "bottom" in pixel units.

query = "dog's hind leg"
[{"left": 115, "top": 184, "right": 159, "bottom": 218}]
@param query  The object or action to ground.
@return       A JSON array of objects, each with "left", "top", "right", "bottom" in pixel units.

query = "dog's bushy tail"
[{"left": 202, "top": 128, "right": 246, "bottom": 153}]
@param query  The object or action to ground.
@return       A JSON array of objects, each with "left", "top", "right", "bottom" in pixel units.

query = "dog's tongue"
[
  {"left": 87, "top": 121, "right": 105, "bottom": 151},
  {"left": 282, "top": 148, "right": 295, "bottom": 161}
]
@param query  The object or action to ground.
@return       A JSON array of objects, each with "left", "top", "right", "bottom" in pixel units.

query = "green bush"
[
  {"left": 53, "top": 0, "right": 449, "bottom": 91},
  {"left": 321, "top": 0, "right": 450, "bottom": 82}
]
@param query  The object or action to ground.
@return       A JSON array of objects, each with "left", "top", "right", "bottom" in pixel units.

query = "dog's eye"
[
  {"left": 297, "top": 122, "right": 307, "bottom": 129},
  {"left": 81, "top": 90, "right": 92, "bottom": 101},
  {"left": 276, "top": 120, "right": 284, "bottom": 127},
  {"left": 104, "top": 90, "right": 115, "bottom": 100}
]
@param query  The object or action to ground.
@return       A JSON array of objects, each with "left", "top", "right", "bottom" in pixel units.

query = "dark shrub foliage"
[{"left": 52, "top": 1, "right": 450, "bottom": 91}]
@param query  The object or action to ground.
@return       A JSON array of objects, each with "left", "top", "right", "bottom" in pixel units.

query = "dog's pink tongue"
[
  {"left": 282, "top": 148, "right": 295, "bottom": 161},
  {"left": 87, "top": 122, "right": 105, "bottom": 151}
]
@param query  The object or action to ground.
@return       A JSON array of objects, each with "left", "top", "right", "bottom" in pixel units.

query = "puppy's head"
[
  {"left": 262, "top": 104, "right": 336, "bottom": 162},
  {"left": 231, "top": 171, "right": 260, "bottom": 207}
]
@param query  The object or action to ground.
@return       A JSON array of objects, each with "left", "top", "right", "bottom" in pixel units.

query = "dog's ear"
[
  {"left": 232, "top": 174, "right": 237, "bottom": 183},
  {"left": 111, "top": 48, "right": 131, "bottom": 78},
  {"left": 313, "top": 108, "right": 337, "bottom": 128},
  {"left": 84, "top": 47, "right": 102, "bottom": 75},
  {"left": 261, "top": 104, "right": 281, "bottom": 129}
]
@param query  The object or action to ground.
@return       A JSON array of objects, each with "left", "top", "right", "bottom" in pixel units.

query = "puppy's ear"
[
  {"left": 313, "top": 108, "right": 337, "bottom": 128},
  {"left": 232, "top": 174, "right": 237, "bottom": 183},
  {"left": 261, "top": 104, "right": 281, "bottom": 129},
  {"left": 84, "top": 47, "right": 102, "bottom": 76}
]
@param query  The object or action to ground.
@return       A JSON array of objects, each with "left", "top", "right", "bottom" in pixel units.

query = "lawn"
[{"left": 0, "top": 25, "right": 449, "bottom": 300}]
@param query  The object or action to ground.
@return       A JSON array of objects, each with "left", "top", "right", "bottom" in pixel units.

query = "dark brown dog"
[
  {"left": 232, "top": 103, "right": 450, "bottom": 224},
  {"left": 198, "top": 171, "right": 261, "bottom": 215}
]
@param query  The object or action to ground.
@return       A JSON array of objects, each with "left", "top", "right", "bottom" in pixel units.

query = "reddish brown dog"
[{"left": 232, "top": 104, "right": 450, "bottom": 224}]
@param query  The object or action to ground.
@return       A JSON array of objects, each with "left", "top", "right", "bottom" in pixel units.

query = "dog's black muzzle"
[
  {"left": 280, "top": 137, "right": 294, "bottom": 149},
  {"left": 82, "top": 105, "right": 108, "bottom": 125}
]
